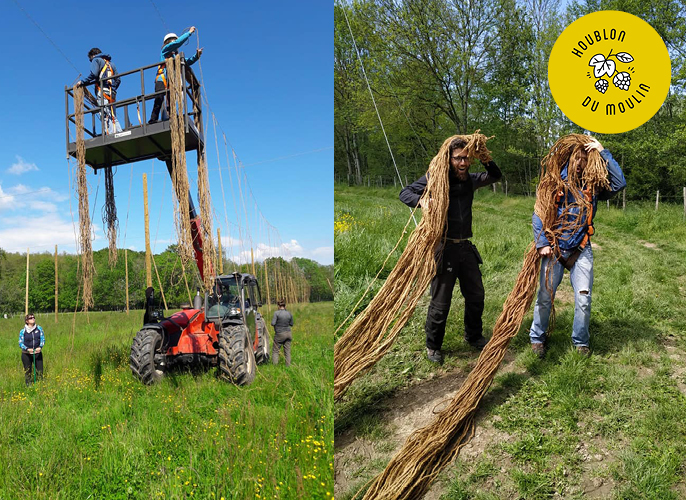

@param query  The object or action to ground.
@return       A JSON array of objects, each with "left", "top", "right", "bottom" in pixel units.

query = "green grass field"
[
  {"left": 334, "top": 185, "right": 686, "bottom": 499},
  {"left": 0, "top": 302, "right": 333, "bottom": 499}
]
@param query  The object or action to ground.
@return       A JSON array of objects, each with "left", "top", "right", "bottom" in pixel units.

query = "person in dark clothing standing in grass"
[
  {"left": 19, "top": 313, "right": 45, "bottom": 386},
  {"left": 271, "top": 300, "right": 294, "bottom": 366},
  {"left": 400, "top": 136, "right": 502, "bottom": 364}
]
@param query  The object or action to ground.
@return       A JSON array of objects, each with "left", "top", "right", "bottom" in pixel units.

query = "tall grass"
[{"left": 0, "top": 302, "right": 333, "bottom": 499}]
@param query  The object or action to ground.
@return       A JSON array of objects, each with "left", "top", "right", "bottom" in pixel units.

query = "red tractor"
[{"left": 129, "top": 270, "right": 271, "bottom": 386}]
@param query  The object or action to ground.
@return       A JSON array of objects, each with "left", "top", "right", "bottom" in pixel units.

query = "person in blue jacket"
[
  {"left": 148, "top": 27, "right": 204, "bottom": 124},
  {"left": 529, "top": 136, "right": 626, "bottom": 358},
  {"left": 77, "top": 48, "right": 122, "bottom": 135},
  {"left": 19, "top": 313, "right": 45, "bottom": 385}
]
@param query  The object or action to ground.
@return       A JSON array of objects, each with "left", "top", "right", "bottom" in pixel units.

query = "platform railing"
[{"left": 65, "top": 53, "right": 202, "bottom": 151}]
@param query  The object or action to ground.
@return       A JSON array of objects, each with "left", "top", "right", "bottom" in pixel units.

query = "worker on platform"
[
  {"left": 148, "top": 26, "right": 204, "bottom": 124},
  {"left": 77, "top": 48, "right": 122, "bottom": 135}
]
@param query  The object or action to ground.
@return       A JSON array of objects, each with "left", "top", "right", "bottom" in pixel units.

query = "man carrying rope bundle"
[
  {"left": 400, "top": 136, "right": 502, "bottom": 363},
  {"left": 529, "top": 136, "right": 626, "bottom": 358}
]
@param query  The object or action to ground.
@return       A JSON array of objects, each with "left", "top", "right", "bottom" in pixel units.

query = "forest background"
[
  {"left": 0, "top": 247, "right": 333, "bottom": 314},
  {"left": 334, "top": 0, "right": 686, "bottom": 199}
]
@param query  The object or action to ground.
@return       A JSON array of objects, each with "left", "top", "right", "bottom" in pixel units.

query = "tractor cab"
[{"left": 206, "top": 273, "right": 264, "bottom": 332}]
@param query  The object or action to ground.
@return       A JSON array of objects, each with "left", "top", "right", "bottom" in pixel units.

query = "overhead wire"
[
  {"left": 339, "top": 2, "right": 417, "bottom": 225},
  {"left": 11, "top": 0, "right": 80, "bottom": 74}
]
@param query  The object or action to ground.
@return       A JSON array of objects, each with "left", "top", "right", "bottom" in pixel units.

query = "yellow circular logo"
[{"left": 548, "top": 11, "right": 671, "bottom": 134}]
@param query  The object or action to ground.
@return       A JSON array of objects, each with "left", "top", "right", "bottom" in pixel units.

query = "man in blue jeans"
[{"left": 529, "top": 137, "right": 626, "bottom": 358}]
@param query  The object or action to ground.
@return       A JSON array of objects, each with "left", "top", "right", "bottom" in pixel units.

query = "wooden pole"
[
  {"left": 683, "top": 187, "right": 685, "bottom": 220},
  {"left": 54, "top": 245, "right": 58, "bottom": 323},
  {"left": 622, "top": 188, "right": 626, "bottom": 211},
  {"left": 152, "top": 256, "right": 168, "bottom": 311},
  {"left": 124, "top": 248, "right": 130, "bottom": 315},
  {"left": 179, "top": 257, "right": 192, "bottom": 305},
  {"left": 25, "top": 247, "right": 29, "bottom": 316},
  {"left": 251, "top": 248, "right": 256, "bottom": 276},
  {"left": 263, "top": 258, "right": 271, "bottom": 315},
  {"left": 217, "top": 228, "right": 223, "bottom": 275},
  {"left": 143, "top": 173, "right": 152, "bottom": 288},
  {"left": 655, "top": 190, "right": 660, "bottom": 211}
]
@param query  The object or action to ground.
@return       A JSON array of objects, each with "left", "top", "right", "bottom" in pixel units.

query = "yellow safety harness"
[
  {"left": 95, "top": 59, "right": 116, "bottom": 103},
  {"left": 156, "top": 63, "right": 168, "bottom": 88},
  {"left": 554, "top": 187, "right": 594, "bottom": 270}
]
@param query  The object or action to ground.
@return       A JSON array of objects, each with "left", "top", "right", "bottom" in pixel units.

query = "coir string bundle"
[
  {"left": 334, "top": 132, "right": 492, "bottom": 401},
  {"left": 359, "top": 134, "right": 610, "bottom": 499}
]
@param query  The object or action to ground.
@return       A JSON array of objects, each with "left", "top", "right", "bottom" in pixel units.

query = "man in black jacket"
[
  {"left": 77, "top": 48, "right": 122, "bottom": 134},
  {"left": 400, "top": 136, "right": 502, "bottom": 363}
]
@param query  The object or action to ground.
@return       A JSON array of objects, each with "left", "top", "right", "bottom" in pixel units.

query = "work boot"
[
  {"left": 576, "top": 346, "right": 591, "bottom": 357},
  {"left": 531, "top": 343, "right": 546, "bottom": 359},
  {"left": 465, "top": 333, "right": 488, "bottom": 351},
  {"left": 426, "top": 348, "right": 444, "bottom": 364}
]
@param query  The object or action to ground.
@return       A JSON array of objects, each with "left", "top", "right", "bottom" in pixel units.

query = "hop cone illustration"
[
  {"left": 595, "top": 79, "right": 609, "bottom": 94},
  {"left": 613, "top": 72, "right": 631, "bottom": 91}
]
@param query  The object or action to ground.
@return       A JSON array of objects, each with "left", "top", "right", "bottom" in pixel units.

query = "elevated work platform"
[{"left": 65, "top": 55, "right": 204, "bottom": 172}]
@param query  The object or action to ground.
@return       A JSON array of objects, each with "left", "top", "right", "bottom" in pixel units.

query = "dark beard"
[{"left": 451, "top": 165, "right": 469, "bottom": 181}]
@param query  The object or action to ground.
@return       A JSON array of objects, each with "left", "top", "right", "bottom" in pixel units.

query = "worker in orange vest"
[
  {"left": 148, "top": 27, "right": 203, "bottom": 124},
  {"left": 77, "top": 48, "right": 122, "bottom": 135}
]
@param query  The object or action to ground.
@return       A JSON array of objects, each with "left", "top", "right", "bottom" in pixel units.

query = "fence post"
[
  {"left": 655, "top": 190, "right": 660, "bottom": 211},
  {"left": 607, "top": 199, "right": 610, "bottom": 210},
  {"left": 623, "top": 189, "right": 626, "bottom": 211},
  {"left": 505, "top": 180, "right": 508, "bottom": 196}
]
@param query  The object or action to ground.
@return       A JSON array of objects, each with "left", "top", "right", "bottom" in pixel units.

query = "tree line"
[
  {"left": 335, "top": 0, "right": 686, "bottom": 199},
  {"left": 0, "top": 247, "right": 333, "bottom": 315}
]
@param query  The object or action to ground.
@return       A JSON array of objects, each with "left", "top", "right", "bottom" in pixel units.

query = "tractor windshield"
[{"left": 206, "top": 277, "right": 241, "bottom": 320}]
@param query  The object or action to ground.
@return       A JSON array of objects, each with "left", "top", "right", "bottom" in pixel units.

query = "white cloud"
[
  {"left": 7, "top": 156, "right": 39, "bottom": 175},
  {"left": 9, "top": 184, "right": 68, "bottom": 202},
  {"left": 310, "top": 246, "right": 333, "bottom": 264},
  {"left": 0, "top": 184, "right": 15, "bottom": 211},
  {"left": 223, "top": 239, "right": 332, "bottom": 265},
  {"left": 0, "top": 213, "right": 79, "bottom": 252}
]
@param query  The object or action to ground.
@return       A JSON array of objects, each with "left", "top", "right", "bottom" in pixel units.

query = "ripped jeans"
[{"left": 529, "top": 244, "right": 594, "bottom": 347}]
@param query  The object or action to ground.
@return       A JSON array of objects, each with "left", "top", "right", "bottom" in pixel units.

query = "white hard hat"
[{"left": 163, "top": 33, "right": 178, "bottom": 44}]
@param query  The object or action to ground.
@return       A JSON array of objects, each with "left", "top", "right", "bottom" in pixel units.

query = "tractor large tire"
[
  {"left": 130, "top": 329, "right": 165, "bottom": 385},
  {"left": 255, "top": 317, "right": 271, "bottom": 365},
  {"left": 218, "top": 325, "right": 256, "bottom": 386}
]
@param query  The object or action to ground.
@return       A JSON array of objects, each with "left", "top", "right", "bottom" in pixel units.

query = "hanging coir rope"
[
  {"left": 103, "top": 165, "right": 118, "bottom": 267},
  {"left": 197, "top": 150, "right": 216, "bottom": 289},
  {"left": 334, "top": 132, "right": 492, "bottom": 401},
  {"left": 74, "top": 85, "right": 94, "bottom": 311},
  {"left": 359, "top": 134, "right": 610, "bottom": 500},
  {"left": 167, "top": 53, "right": 195, "bottom": 265}
]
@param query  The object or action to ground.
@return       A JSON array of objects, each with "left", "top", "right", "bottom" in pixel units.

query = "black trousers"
[
  {"left": 21, "top": 351, "right": 43, "bottom": 385},
  {"left": 272, "top": 330, "right": 292, "bottom": 366},
  {"left": 425, "top": 241, "right": 485, "bottom": 350},
  {"left": 149, "top": 80, "right": 169, "bottom": 122}
]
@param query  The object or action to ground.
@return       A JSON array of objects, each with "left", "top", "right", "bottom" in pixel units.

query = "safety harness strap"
[{"left": 557, "top": 187, "right": 594, "bottom": 271}]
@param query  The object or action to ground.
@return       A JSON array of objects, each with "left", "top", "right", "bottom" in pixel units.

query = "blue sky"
[{"left": 1, "top": 0, "right": 332, "bottom": 265}]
